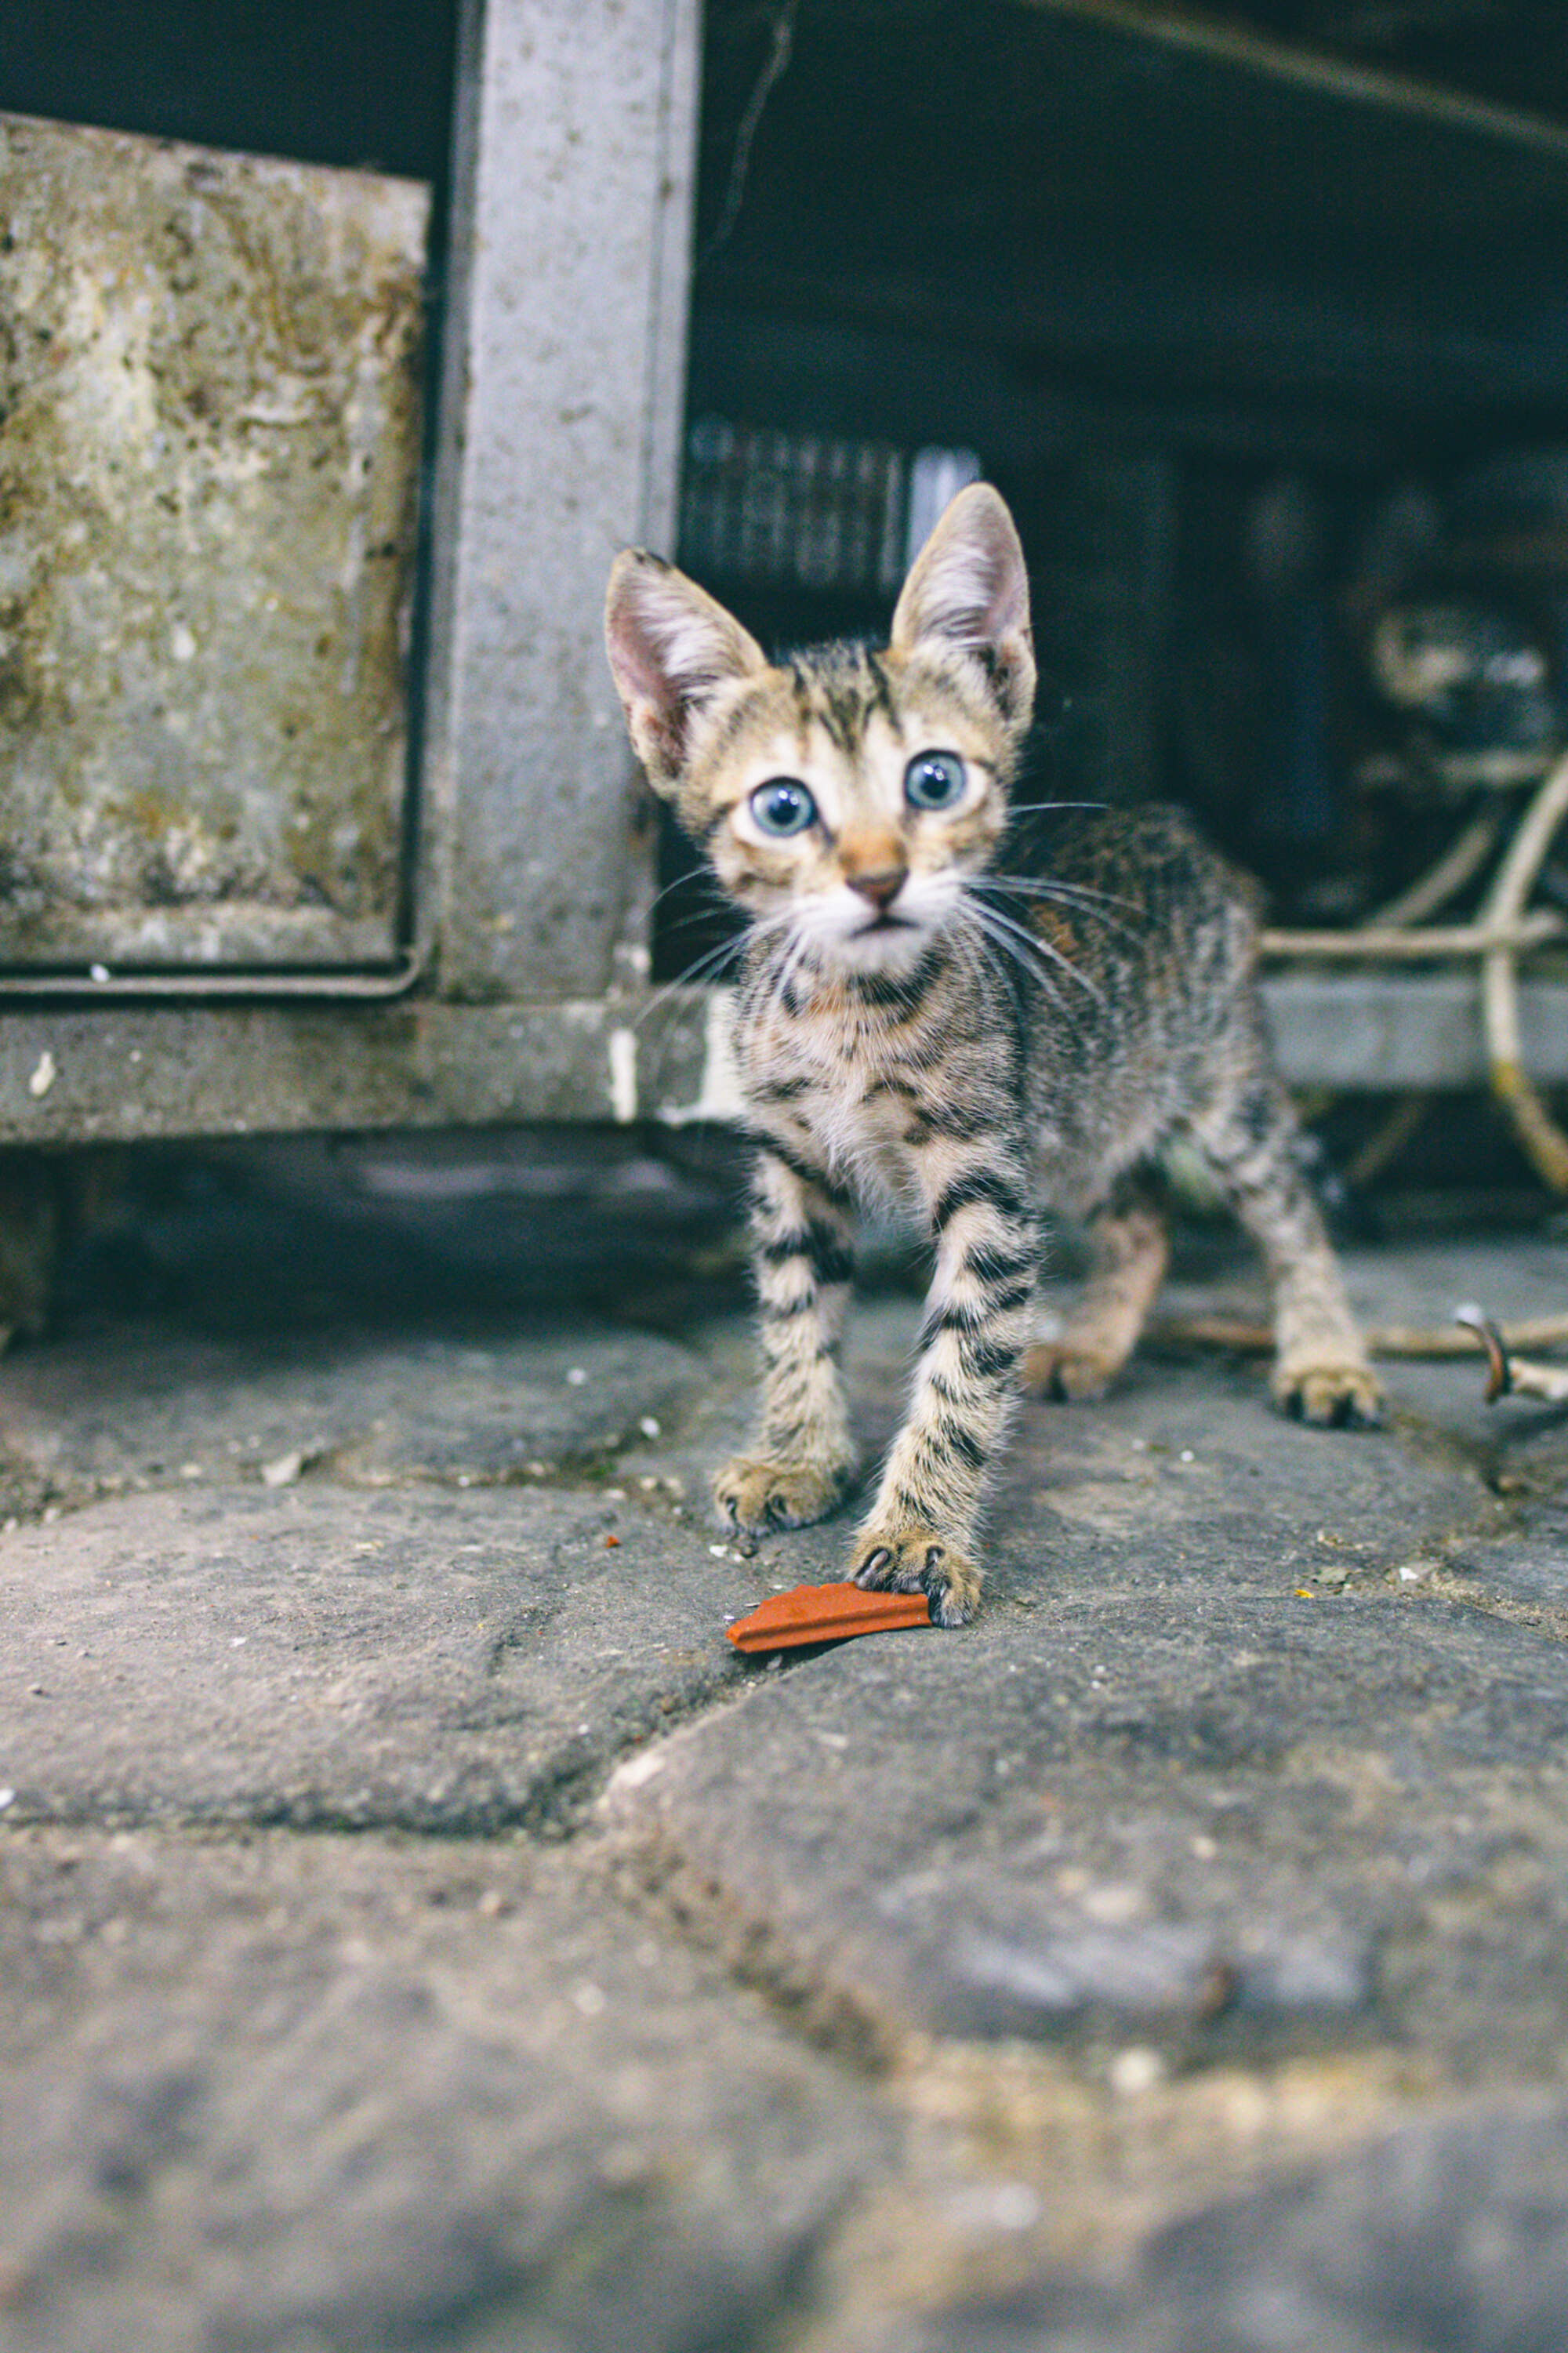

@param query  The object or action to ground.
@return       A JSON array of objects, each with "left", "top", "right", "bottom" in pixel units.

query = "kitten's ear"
[
  {"left": 890, "top": 483, "right": 1036, "bottom": 732},
  {"left": 604, "top": 551, "right": 768, "bottom": 795}
]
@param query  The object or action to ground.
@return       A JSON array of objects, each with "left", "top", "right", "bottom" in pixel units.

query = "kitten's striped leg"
[
  {"left": 1023, "top": 1180, "right": 1171, "bottom": 1401},
  {"left": 850, "top": 1155, "right": 1039, "bottom": 1626},
  {"left": 714, "top": 1147, "right": 860, "bottom": 1534},
  {"left": 1190, "top": 1065, "right": 1384, "bottom": 1428}
]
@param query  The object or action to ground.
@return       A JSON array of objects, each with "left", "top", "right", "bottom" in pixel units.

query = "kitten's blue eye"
[
  {"left": 905, "top": 751, "right": 966, "bottom": 811},
  {"left": 750, "top": 778, "right": 817, "bottom": 837}
]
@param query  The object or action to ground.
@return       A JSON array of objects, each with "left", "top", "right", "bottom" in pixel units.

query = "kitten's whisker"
[
  {"left": 960, "top": 899, "right": 1054, "bottom": 983},
  {"left": 655, "top": 902, "right": 745, "bottom": 947},
  {"left": 965, "top": 898, "right": 1105, "bottom": 1006},
  {"left": 979, "top": 873, "right": 1142, "bottom": 920},
  {"left": 744, "top": 913, "right": 816, "bottom": 1035},
  {"left": 964, "top": 919, "right": 1062, "bottom": 1020},
  {"left": 1002, "top": 801, "right": 1109, "bottom": 819},
  {"left": 632, "top": 934, "right": 750, "bottom": 1028},
  {"left": 758, "top": 942, "right": 811, "bottom": 1037},
  {"left": 634, "top": 906, "right": 798, "bottom": 1029},
  {"left": 968, "top": 915, "right": 1076, "bottom": 1026},
  {"left": 663, "top": 935, "right": 748, "bottom": 987},
  {"left": 973, "top": 878, "right": 1142, "bottom": 946},
  {"left": 644, "top": 865, "right": 728, "bottom": 921},
  {"left": 960, "top": 902, "right": 1047, "bottom": 999}
]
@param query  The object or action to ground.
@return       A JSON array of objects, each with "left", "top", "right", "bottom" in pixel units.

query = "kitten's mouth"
[{"left": 833, "top": 908, "right": 932, "bottom": 971}]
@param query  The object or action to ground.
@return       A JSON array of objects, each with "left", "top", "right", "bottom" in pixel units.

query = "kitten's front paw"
[
  {"left": 1271, "top": 1360, "right": 1385, "bottom": 1429},
  {"left": 714, "top": 1454, "right": 854, "bottom": 1534},
  {"left": 1022, "top": 1340, "right": 1119, "bottom": 1403},
  {"left": 850, "top": 1521, "right": 982, "bottom": 1628}
]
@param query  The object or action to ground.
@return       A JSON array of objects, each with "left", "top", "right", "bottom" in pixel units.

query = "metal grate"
[{"left": 679, "top": 419, "right": 980, "bottom": 596}]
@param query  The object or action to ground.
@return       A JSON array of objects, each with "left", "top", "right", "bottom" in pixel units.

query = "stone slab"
[
  {"left": 0, "top": 1318, "right": 709, "bottom": 1498},
  {"left": 900, "top": 2097, "right": 1568, "bottom": 2353},
  {"left": 0, "top": 1828, "right": 890, "bottom": 2353},
  {"left": 610, "top": 1562, "right": 1568, "bottom": 2061},
  {"left": 1439, "top": 1530, "right": 1568, "bottom": 1618},
  {"left": 0, "top": 1481, "right": 749, "bottom": 1831}
]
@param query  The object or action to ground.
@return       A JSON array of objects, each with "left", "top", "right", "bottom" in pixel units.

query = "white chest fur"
[{"left": 743, "top": 1029, "right": 927, "bottom": 1208}]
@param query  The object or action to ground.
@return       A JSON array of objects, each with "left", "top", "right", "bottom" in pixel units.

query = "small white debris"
[
  {"left": 981, "top": 2181, "right": 1043, "bottom": 2232},
  {"left": 179, "top": 1462, "right": 203, "bottom": 1481},
  {"left": 1398, "top": 1563, "right": 1429, "bottom": 1585},
  {"left": 607, "top": 1748, "right": 666, "bottom": 1796},
  {"left": 565, "top": 1367, "right": 588, "bottom": 1386},
  {"left": 639, "top": 1416, "right": 661, "bottom": 1439},
  {"left": 260, "top": 1449, "right": 305, "bottom": 1489},
  {"left": 27, "top": 1051, "right": 56, "bottom": 1098},
  {"left": 604, "top": 1487, "right": 626, "bottom": 1502},
  {"left": 230, "top": 1636, "right": 247, "bottom": 1648},
  {"left": 570, "top": 1981, "right": 607, "bottom": 2017},
  {"left": 170, "top": 621, "right": 197, "bottom": 662},
  {"left": 1109, "top": 2046, "right": 1167, "bottom": 2097},
  {"left": 0, "top": 1789, "right": 15, "bottom": 1810},
  {"left": 1081, "top": 1883, "right": 1144, "bottom": 1926},
  {"left": 1179, "top": 1448, "right": 1195, "bottom": 1463},
  {"left": 942, "top": 2181, "right": 1042, "bottom": 2235},
  {"left": 89, "top": 964, "right": 110, "bottom": 985}
]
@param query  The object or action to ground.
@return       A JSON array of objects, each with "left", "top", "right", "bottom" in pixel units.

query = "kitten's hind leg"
[
  {"left": 1023, "top": 1181, "right": 1170, "bottom": 1402},
  {"left": 714, "top": 1146, "right": 861, "bottom": 1534},
  {"left": 1188, "top": 1057, "right": 1384, "bottom": 1428}
]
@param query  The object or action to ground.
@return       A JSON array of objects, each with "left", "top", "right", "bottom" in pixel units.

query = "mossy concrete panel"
[{"left": 0, "top": 114, "right": 426, "bottom": 970}]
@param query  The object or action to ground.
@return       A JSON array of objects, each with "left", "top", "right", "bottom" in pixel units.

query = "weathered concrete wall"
[{"left": 0, "top": 114, "right": 427, "bottom": 970}]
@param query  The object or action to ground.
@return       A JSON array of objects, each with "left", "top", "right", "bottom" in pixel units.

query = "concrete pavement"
[{"left": 2, "top": 1137, "right": 1568, "bottom": 2351}]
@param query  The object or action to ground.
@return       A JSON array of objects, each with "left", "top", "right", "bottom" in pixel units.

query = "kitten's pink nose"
[{"left": 846, "top": 866, "right": 906, "bottom": 911}]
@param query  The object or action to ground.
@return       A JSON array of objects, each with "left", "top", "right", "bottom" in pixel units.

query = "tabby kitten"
[{"left": 605, "top": 485, "right": 1382, "bottom": 1626}]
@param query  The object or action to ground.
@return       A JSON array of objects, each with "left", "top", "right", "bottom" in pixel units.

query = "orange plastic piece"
[{"left": 726, "top": 1580, "right": 931, "bottom": 1652}]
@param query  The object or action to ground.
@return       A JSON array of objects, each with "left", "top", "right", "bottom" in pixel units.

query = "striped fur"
[{"left": 606, "top": 485, "right": 1381, "bottom": 1626}]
